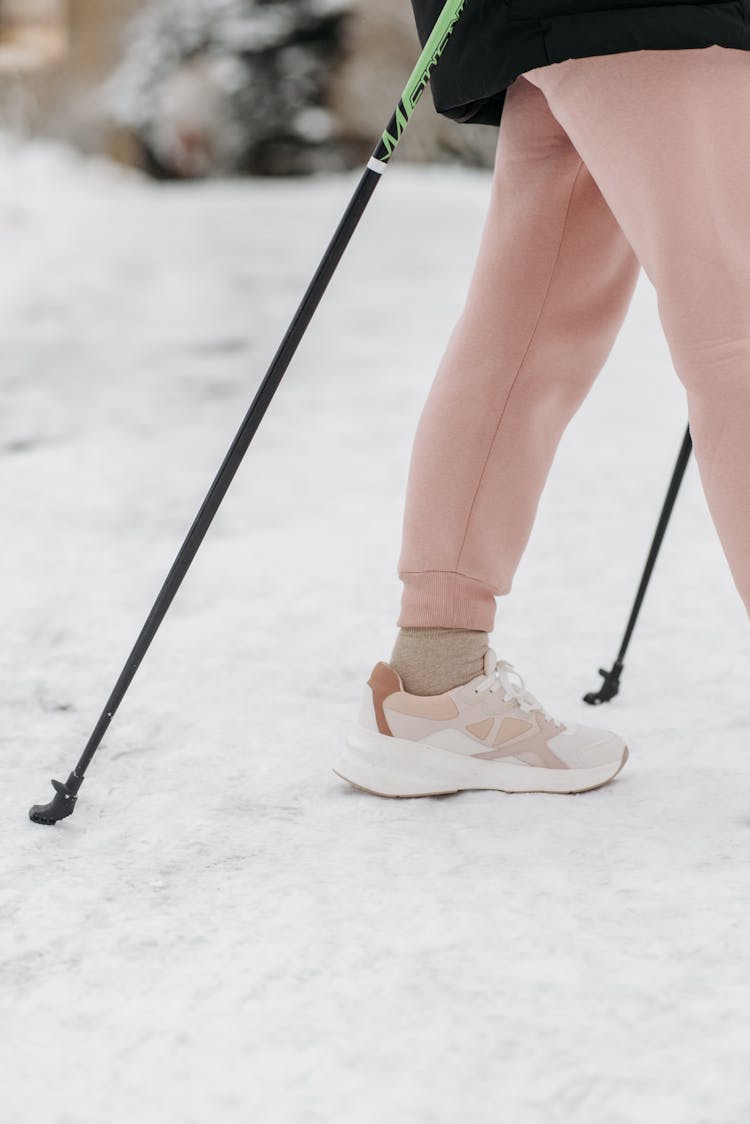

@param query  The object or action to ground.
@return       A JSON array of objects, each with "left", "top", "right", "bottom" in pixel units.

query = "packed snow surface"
[{"left": 1, "top": 134, "right": 749, "bottom": 1124}]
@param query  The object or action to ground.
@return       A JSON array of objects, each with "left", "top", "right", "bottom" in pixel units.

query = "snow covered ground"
[{"left": 2, "top": 133, "right": 750, "bottom": 1124}]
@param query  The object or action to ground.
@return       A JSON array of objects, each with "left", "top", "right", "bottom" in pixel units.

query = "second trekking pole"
[
  {"left": 28, "top": 0, "right": 470, "bottom": 825},
  {"left": 583, "top": 422, "right": 693, "bottom": 704}
]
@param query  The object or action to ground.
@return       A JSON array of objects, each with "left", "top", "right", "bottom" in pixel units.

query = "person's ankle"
[{"left": 389, "top": 626, "right": 489, "bottom": 696}]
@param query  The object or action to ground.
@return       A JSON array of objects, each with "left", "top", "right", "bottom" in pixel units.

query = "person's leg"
[
  {"left": 524, "top": 45, "right": 750, "bottom": 619},
  {"left": 340, "top": 76, "right": 637, "bottom": 787},
  {"left": 395, "top": 75, "right": 641, "bottom": 644}
]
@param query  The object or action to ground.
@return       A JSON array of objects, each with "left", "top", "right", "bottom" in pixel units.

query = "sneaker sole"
[{"left": 334, "top": 724, "right": 629, "bottom": 797}]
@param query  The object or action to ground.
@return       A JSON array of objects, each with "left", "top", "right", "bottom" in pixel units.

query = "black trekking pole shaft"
[
  {"left": 29, "top": 0, "right": 470, "bottom": 824},
  {"left": 583, "top": 422, "right": 693, "bottom": 704},
  {"left": 618, "top": 423, "right": 693, "bottom": 658}
]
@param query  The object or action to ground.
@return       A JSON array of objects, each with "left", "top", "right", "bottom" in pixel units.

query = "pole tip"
[
  {"left": 582, "top": 663, "right": 624, "bottom": 706},
  {"left": 29, "top": 778, "right": 78, "bottom": 825}
]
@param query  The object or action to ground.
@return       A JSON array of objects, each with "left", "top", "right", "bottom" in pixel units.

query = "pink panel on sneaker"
[
  {"left": 492, "top": 716, "right": 533, "bottom": 747},
  {"left": 384, "top": 692, "right": 460, "bottom": 720},
  {"left": 466, "top": 717, "right": 493, "bottom": 740},
  {"left": 473, "top": 715, "right": 569, "bottom": 768}
]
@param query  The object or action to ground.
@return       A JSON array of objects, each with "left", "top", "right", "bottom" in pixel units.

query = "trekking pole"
[
  {"left": 583, "top": 422, "right": 693, "bottom": 704},
  {"left": 28, "top": 0, "right": 471, "bottom": 825}
]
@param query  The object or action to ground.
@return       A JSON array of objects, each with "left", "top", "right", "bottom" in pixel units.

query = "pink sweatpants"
[{"left": 396, "top": 45, "right": 750, "bottom": 633}]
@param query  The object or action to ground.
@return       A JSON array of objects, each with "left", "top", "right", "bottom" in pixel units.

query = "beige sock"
[{"left": 389, "top": 627, "right": 489, "bottom": 696}]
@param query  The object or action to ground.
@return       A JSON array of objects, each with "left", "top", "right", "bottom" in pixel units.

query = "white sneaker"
[{"left": 334, "top": 647, "right": 629, "bottom": 797}]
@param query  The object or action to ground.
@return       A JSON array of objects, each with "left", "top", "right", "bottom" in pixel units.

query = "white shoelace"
[{"left": 474, "top": 659, "right": 564, "bottom": 729}]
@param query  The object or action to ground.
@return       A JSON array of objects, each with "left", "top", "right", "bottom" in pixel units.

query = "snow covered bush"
[{"left": 108, "top": 0, "right": 359, "bottom": 178}]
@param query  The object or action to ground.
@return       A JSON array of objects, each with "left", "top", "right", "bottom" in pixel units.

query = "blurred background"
[{"left": 0, "top": 0, "right": 498, "bottom": 176}]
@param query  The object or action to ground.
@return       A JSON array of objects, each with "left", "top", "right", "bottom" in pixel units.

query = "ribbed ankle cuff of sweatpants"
[{"left": 396, "top": 570, "right": 497, "bottom": 633}]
